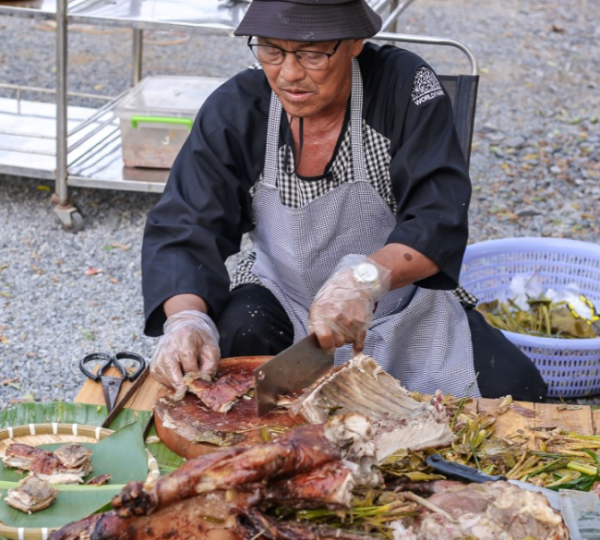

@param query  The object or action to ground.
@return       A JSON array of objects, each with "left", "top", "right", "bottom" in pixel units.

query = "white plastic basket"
[{"left": 460, "top": 237, "right": 600, "bottom": 398}]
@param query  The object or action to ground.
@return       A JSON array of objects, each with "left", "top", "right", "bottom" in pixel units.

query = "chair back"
[
  {"left": 375, "top": 32, "right": 480, "bottom": 168},
  {"left": 438, "top": 75, "right": 479, "bottom": 168}
]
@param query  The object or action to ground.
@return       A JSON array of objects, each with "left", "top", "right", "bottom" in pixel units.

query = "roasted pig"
[
  {"left": 2, "top": 443, "right": 61, "bottom": 475},
  {"left": 2, "top": 442, "right": 93, "bottom": 484},
  {"left": 239, "top": 508, "right": 383, "bottom": 540},
  {"left": 289, "top": 354, "right": 456, "bottom": 461},
  {"left": 87, "top": 473, "right": 112, "bottom": 486},
  {"left": 48, "top": 491, "right": 247, "bottom": 540},
  {"left": 184, "top": 370, "right": 255, "bottom": 413},
  {"left": 112, "top": 413, "right": 378, "bottom": 518},
  {"left": 54, "top": 443, "right": 92, "bottom": 469},
  {"left": 5, "top": 475, "right": 58, "bottom": 513},
  {"left": 397, "top": 480, "right": 569, "bottom": 540}
]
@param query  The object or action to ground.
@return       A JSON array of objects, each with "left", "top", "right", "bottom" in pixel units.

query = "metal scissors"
[{"left": 79, "top": 351, "right": 147, "bottom": 412}]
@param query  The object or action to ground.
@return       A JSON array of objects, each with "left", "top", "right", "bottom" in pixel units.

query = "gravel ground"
[{"left": 1, "top": 0, "right": 599, "bottom": 407}]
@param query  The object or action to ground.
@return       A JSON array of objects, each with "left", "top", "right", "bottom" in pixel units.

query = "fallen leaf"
[
  {"left": 109, "top": 277, "right": 119, "bottom": 284},
  {"left": 0, "top": 292, "right": 11, "bottom": 298},
  {"left": 36, "top": 185, "right": 51, "bottom": 191},
  {"left": 1, "top": 377, "right": 19, "bottom": 386},
  {"left": 81, "top": 329, "right": 95, "bottom": 340},
  {"left": 111, "top": 243, "right": 132, "bottom": 251},
  {"left": 85, "top": 267, "right": 104, "bottom": 276}
]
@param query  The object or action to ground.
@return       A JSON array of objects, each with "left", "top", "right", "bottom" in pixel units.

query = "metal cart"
[{"left": 1, "top": 0, "right": 475, "bottom": 231}]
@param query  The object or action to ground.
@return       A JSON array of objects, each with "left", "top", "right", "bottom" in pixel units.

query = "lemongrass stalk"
[
  {"left": 507, "top": 450, "right": 530, "bottom": 479},
  {"left": 551, "top": 450, "right": 596, "bottom": 458},
  {"left": 508, "top": 455, "right": 539, "bottom": 479},
  {"left": 564, "top": 433, "right": 600, "bottom": 442},
  {"left": 567, "top": 461, "right": 597, "bottom": 476},
  {"left": 545, "top": 473, "right": 580, "bottom": 489},
  {"left": 520, "top": 458, "right": 569, "bottom": 479}
]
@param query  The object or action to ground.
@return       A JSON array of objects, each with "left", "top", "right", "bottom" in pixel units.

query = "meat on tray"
[
  {"left": 2, "top": 442, "right": 93, "bottom": 484},
  {"left": 5, "top": 475, "right": 58, "bottom": 514}
]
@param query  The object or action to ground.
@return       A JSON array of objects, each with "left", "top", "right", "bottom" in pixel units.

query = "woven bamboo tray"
[{"left": 0, "top": 422, "right": 159, "bottom": 540}]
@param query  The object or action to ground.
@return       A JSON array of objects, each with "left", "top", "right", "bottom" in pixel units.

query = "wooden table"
[
  {"left": 74, "top": 366, "right": 161, "bottom": 412},
  {"left": 74, "top": 368, "right": 600, "bottom": 440}
]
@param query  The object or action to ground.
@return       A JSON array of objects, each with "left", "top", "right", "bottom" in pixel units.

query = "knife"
[
  {"left": 426, "top": 453, "right": 600, "bottom": 538},
  {"left": 101, "top": 362, "right": 149, "bottom": 428},
  {"left": 255, "top": 333, "right": 334, "bottom": 416}
]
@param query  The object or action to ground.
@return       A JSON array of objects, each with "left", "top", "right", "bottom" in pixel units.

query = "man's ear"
[{"left": 351, "top": 39, "right": 365, "bottom": 58}]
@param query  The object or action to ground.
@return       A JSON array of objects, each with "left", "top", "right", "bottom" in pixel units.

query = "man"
[{"left": 142, "top": 0, "right": 547, "bottom": 402}]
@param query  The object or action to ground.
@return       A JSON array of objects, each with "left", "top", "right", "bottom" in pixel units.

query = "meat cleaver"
[
  {"left": 255, "top": 333, "right": 334, "bottom": 416},
  {"left": 426, "top": 454, "right": 600, "bottom": 539}
]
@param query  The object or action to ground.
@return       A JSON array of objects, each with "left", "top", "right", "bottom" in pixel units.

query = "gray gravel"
[{"left": 1, "top": 0, "right": 599, "bottom": 407}]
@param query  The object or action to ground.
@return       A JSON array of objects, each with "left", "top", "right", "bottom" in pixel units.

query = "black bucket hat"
[{"left": 234, "top": 0, "right": 382, "bottom": 42}]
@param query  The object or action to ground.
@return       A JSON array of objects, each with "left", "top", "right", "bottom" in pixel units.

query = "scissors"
[{"left": 79, "top": 352, "right": 147, "bottom": 412}]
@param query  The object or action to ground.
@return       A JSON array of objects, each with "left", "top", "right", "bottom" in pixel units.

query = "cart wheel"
[
  {"left": 69, "top": 211, "right": 85, "bottom": 232},
  {"left": 53, "top": 204, "right": 85, "bottom": 232}
]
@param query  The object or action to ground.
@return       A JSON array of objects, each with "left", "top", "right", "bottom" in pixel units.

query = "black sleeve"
[
  {"left": 363, "top": 46, "right": 472, "bottom": 290},
  {"left": 141, "top": 70, "right": 270, "bottom": 336}
]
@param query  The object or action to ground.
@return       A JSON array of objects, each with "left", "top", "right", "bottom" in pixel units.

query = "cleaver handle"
[{"left": 426, "top": 454, "right": 507, "bottom": 483}]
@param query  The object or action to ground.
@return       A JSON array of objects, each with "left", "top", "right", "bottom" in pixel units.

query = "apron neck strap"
[{"left": 263, "top": 58, "right": 366, "bottom": 187}]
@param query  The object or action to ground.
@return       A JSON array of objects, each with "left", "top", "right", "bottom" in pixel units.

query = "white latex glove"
[
  {"left": 308, "top": 254, "right": 391, "bottom": 354},
  {"left": 150, "top": 310, "right": 220, "bottom": 400}
]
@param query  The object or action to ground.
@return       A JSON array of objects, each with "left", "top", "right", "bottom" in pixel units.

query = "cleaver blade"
[{"left": 255, "top": 333, "right": 334, "bottom": 417}]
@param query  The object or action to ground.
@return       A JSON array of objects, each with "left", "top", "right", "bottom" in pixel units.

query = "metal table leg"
[
  {"left": 132, "top": 28, "right": 143, "bottom": 86},
  {"left": 53, "top": 0, "right": 84, "bottom": 231}
]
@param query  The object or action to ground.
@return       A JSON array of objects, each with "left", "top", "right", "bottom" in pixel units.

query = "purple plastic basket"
[{"left": 460, "top": 237, "right": 600, "bottom": 398}]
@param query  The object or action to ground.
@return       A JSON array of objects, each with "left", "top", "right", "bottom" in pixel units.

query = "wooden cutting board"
[
  {"left": 75, "top": 357, "right": 600, "bottom": 442},
  {"left": 152, "top": 356, "right": 304, "bottom": 459}
]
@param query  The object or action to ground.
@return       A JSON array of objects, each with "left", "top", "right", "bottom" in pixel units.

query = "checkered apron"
[{"left": 250, "top": 61, "right": 480, "bottom": 397}]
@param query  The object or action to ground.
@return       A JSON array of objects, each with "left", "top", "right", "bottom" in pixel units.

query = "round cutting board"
[{"left": 155, "top": 356, "right": 305, "bottom": 459}]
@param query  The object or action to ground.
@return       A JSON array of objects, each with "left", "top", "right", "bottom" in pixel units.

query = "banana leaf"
[
  {"left": 0, "top": 421, "right": 148, "bottom": 529},
  {"left": 0, "top": 402, "right": 146, "bottom": 431},
  {"left": 0, "top": 402, "right": 184, "bottom": 473}
]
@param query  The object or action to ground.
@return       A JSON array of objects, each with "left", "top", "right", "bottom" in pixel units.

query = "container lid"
[{"left": 115, "top": 75, "right": 226, "bottom": 118}]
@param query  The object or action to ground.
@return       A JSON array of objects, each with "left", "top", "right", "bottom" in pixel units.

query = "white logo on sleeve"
[{"left": 411, "top": 67, "right": 444, "bottom": 106}]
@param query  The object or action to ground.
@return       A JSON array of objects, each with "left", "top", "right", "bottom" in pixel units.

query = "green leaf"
[
  {"left": 144, "top": 423, "right": 185, "bottom": 473},
  {"left": 0, "top": 422, "right": 148, "bottom": 529},
  {"left": 0, "top": 402, "right": 183, "bottom": 482},
  {"left": 0, "top": 402, "right": 148, "bottom": 431}
]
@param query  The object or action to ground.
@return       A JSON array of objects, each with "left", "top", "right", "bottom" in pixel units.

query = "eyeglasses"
[{"left": 247, "top": 37, "right": 342, "bottom": 71}]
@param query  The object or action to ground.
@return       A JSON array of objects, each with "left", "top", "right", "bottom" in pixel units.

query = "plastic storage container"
[
  {"left": 115, "top": 75, "right": 225, "bottom": 169},
  {"left": 460, "top": 237, "right": 600, "bottom": 398}
]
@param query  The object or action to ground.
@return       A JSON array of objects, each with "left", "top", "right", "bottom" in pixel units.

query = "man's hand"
[
  {"left": 308, "top": 255, "right": 391, "bottom": 353},
  {"left": 150, "top": 310, "right": 220, "bottom": 400}
]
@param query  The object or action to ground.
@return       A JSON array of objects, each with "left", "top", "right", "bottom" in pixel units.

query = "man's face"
[{"left": 258, "top": 38, "right": 364, "bottom": 119}]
